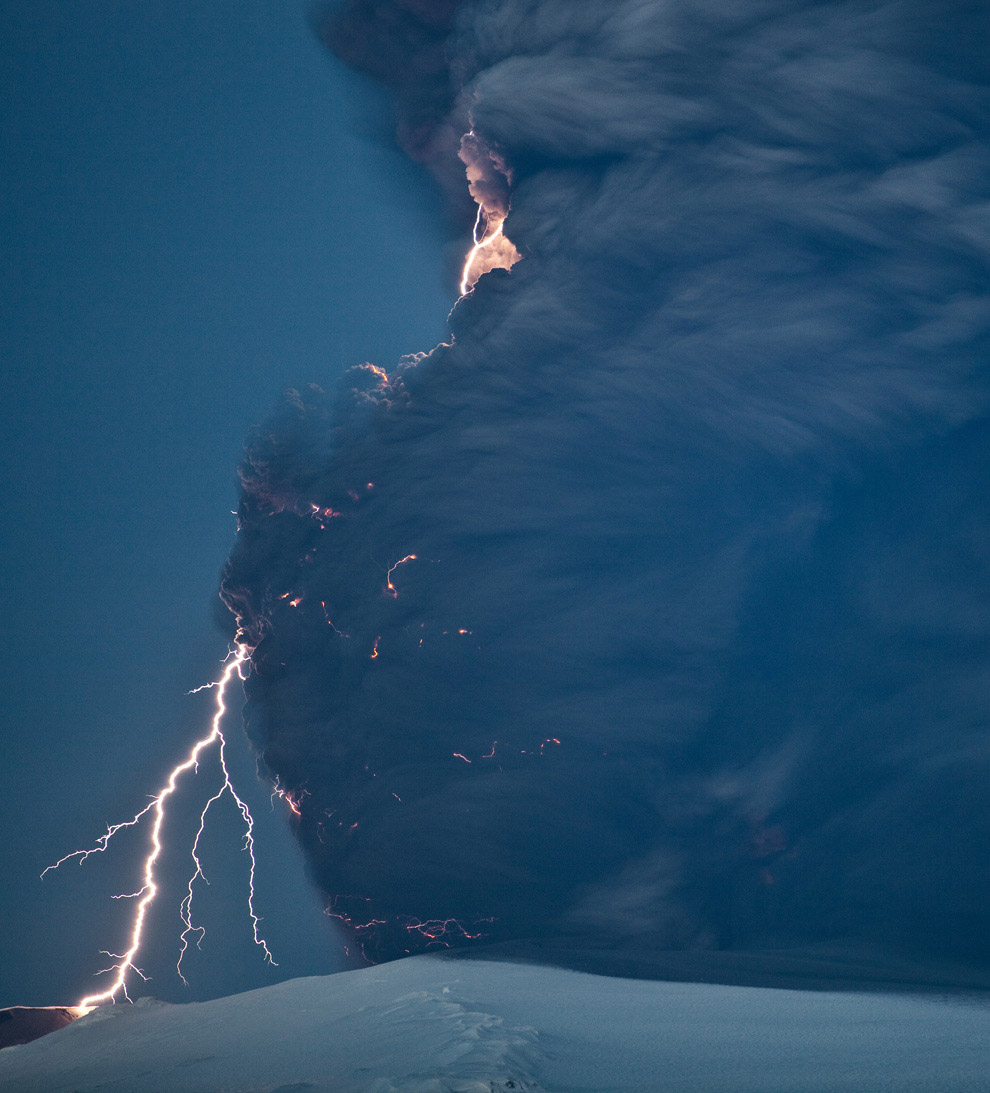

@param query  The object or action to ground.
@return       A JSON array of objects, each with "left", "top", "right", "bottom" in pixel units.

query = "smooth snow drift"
[{"left": 1, "top": 956, "right": 988, "bottom": 1091}]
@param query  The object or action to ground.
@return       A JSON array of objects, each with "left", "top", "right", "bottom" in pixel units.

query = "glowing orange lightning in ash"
[
  {"left": 385, "top": 553, "right": 418, "bottom": 597},
  {"left": 42, "top": 645, "right": 276, "bottom": 1009}
]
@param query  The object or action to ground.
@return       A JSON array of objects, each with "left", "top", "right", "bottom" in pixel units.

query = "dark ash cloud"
[
  {"left": 224, "top": 0, "right": 990, "bottom": 966},
  {"left": 312, "top": 0, "right": 474, "bottom": 219}
]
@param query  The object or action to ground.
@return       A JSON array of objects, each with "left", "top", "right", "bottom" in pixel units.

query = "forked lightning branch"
[
  {"left": 42, "top": 153, "right": 519, "bottom": 1009},
  {"left": 41, "top": 645, "right": 276, "bottom": 1009}
]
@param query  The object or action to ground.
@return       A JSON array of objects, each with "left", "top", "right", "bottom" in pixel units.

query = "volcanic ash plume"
[{"left": 223, "top": 0, "right": 990, "bottom": 964}]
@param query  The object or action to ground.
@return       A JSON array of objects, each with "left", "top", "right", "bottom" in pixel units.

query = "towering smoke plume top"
[
  {"left": 224, "top": 0, "right": 990, "bottom": 965},
  {"left": 312, "top": 0, "right": 472, "bottom": 216},
  {"left": 457, "top": 130, "right": 520, "bottom": 293}
]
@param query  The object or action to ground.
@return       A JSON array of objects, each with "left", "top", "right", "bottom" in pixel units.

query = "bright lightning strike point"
[{"left": 43, "top": 645, "right": 276, "bottom": 1009}]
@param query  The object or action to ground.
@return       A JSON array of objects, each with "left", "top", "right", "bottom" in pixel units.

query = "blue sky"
[{"left": 0, "top": 1, "right": 453, "bottom": 1006}]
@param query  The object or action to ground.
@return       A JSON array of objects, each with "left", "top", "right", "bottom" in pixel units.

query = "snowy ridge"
[
  {"left": 0, "top": 960, "right": 547, "bottom": 1093},
  {"left": 344, "top": 989, "right": 543, "bottom": 1093},
  {"left": 2, "top": 955, "right": 988, "bottom": 1091}
]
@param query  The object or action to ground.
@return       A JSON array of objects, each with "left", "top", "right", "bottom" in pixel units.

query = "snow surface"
[{"left": 1, "top": 955, "right": 988, "bottom": 1092}]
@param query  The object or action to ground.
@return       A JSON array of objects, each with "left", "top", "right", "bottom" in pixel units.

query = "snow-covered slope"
[{"left": 1, "top": 956, "right": 987, "bottom": 1092}]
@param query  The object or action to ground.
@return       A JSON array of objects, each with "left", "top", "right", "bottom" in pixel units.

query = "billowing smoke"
[
  {"left": 312, "top": 0, "right": 474, "bottom": 218},
  {"left": 223, "top": 0, "right": 990, "bottom": 965}
]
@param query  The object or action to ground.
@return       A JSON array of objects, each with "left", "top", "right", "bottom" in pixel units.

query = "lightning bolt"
[
  {"left": 42, "top": 645, "right": 276, "bottom": 1009},
  {"left": 459, "top": 206, "right": 508, "bottom": 297}
]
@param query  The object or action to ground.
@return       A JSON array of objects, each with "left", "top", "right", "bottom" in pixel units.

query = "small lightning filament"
[{"left": 385, "top": 554, "right": 418, "bottom": 597}]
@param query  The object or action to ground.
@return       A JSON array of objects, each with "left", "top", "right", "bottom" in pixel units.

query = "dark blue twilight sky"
[{"left": 0, "top": 2, "right": 452, "bottom": 1006}]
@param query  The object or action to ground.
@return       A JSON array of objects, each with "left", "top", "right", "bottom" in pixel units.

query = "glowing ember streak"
[
  {"left": 370, "top": 636, "right": 381, "bottom": 659},
  {"left": 385, "top": 554, "right": 417, "bottom": 598},
  {"left": 402, "top": 917, "right": 492, "bottom": 944},
  {"left": 279, "top": 794, "right": 301, "bottom": 816},
  {"left": 452, "top": 752, "right": 472, "bottom": 764},
  {"left": 319, "top": 601, "right": 350, "bottom": 638},
  {"left": 44, "top": 646, "right": 275, "bottom": 1008},
  {"left": 271, "top": 780, "right": 305, "bottom": 818}
]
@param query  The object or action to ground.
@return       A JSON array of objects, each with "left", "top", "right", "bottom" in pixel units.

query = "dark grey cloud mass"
[{"left": 224, "top": 0, "right": 990, "bottom": 965}]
